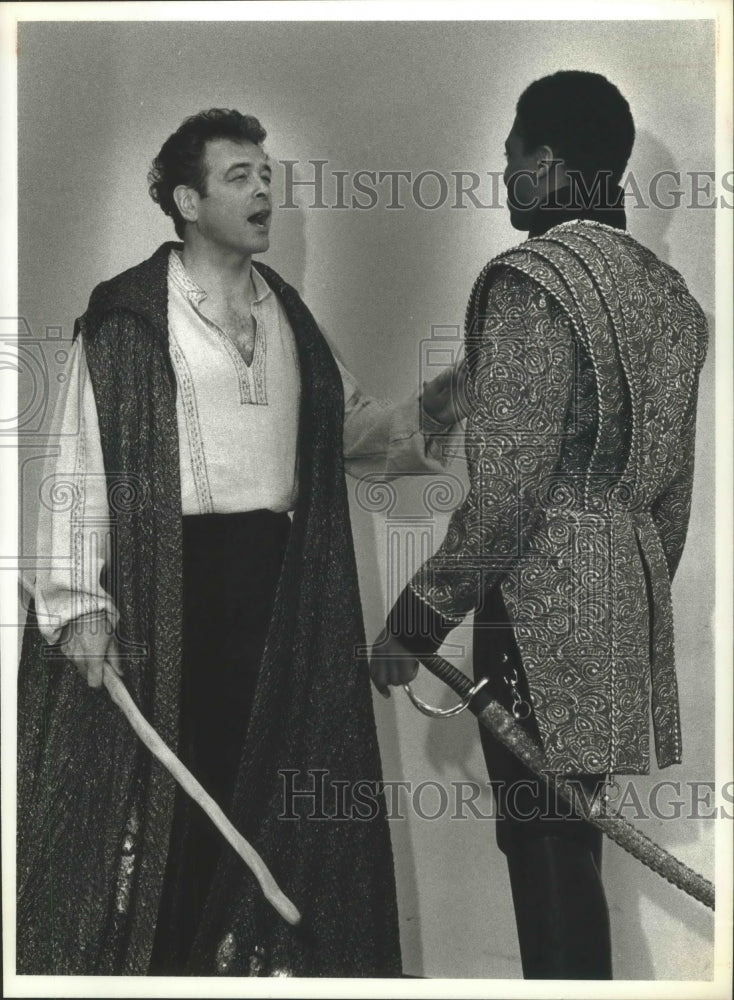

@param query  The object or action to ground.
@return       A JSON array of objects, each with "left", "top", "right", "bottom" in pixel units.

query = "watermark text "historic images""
[
  {"left": 278, "top": 162, "right": 733, "bottom": 212},
  {"left": 278, "top": 770, "right": 734, "bottom": 822}
]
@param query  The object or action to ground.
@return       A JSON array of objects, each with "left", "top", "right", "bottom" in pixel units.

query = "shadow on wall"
[
  {"left": 264, "top": 188, "right": 307, "bottom": 299},
  {"left": 626, "top": 129, "right": 677, "bottom": 265},
  {"left": 609, "top": 128, "right": 715, "bottom": 980},
  {"left": 348, "top": 478, "right": 426, "bottom": 975},
  {"left": 605, "top": 311, "right": 716, "bottom": 981}
]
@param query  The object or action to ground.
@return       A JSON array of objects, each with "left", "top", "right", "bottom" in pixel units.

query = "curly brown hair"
[{"left": 148, "top": 109, "right": 267, "bottom": 237}]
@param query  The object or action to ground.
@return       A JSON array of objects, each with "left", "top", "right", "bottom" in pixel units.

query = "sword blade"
[{"left": 418, "top": 654, "right": 715, "bottom": 911}]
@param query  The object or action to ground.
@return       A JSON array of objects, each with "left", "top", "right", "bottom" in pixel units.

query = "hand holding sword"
[{"left": 368, "top": 634, "right": 715, "bottom": 911}]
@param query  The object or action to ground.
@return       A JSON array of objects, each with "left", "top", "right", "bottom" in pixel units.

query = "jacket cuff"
[{"left": 386, "top": 584, "right": 457, "bottom": 657}]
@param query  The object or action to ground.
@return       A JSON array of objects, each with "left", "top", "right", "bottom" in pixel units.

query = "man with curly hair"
[{"left": 18, "top": 109, "right": 461, "bottom": 977}]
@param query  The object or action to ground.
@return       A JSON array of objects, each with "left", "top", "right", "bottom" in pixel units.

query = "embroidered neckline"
[{"left": 168, "top": 249, "right": 269, "bottom": 406}]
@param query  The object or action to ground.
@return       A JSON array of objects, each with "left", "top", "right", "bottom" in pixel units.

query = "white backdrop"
[{"left": 17, "top": 18, "right": 716, "bottom": 980}]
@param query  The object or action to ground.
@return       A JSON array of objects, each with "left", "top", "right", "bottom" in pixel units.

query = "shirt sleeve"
[
  {"left": 337, "top": 357, "right": 457, "bottom": 478},
  {"left": 34, "top": 335, "right": 119, "bottom": 644},
  {"left": 387, "top": 266, "right": 576, "bottom": 654}
]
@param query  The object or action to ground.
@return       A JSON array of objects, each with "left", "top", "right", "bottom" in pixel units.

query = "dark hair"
[
  {"left": 515, "top": 71, "right": 635, "bottom": 187},
  {"left": 148, "top": 109, "right": 267, "bottom": 237}
]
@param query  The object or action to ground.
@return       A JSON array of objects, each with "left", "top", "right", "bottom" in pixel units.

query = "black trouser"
[
  {"left": 149, "top": 510, "right": 290, "bottom": 975},
  {"left": 473, "top": 587, "right": 612, "bottom": 980}
]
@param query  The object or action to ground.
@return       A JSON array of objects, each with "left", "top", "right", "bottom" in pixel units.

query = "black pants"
[
  {"left": 149, "top": 510, "right": 290, "bottom": 975},
  {"left": 474, "top": 587, "right": 612, "bottom": 979}
]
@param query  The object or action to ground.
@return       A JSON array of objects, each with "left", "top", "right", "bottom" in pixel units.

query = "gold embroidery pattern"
[
  {"left": 412, "top": 221, "right": 708, "bottom": 774},
  {"left": 168, "top": 331, "right": 215, "bottom": 514}
]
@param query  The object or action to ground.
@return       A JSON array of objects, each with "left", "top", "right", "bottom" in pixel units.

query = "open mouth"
[{"left": 248, "top": 209, "right": 271, "bottom": 227}]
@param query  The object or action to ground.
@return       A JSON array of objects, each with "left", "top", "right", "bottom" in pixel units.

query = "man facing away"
[
  {"left": 371, "top": 71, "right": 709, "bottom": 979},
  {"left": 17, "top": 109, "right": 462, "bottom": 976}
]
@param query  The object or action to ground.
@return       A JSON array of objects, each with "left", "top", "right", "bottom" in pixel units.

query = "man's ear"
[
  {"left": 173, "top": 185, "right": 199, "bottom": 227},
  {"left": 536, "top": 146, "right": 568, "bottom": 192},
  {"left": 535, "top": 145, "right": 557, "bottom": 179}
]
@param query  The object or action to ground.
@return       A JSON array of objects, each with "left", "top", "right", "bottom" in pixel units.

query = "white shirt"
[
  {"left": 34, "top": 251, "right": 454, "bottom": 642},
  {"left": 168, "top": 250, "right": 302, "bottom": 513}
]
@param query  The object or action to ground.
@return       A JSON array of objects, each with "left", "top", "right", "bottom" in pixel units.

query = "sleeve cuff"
[
  {"left": 419, "top": 401, "right": 452, "bottom": 436},
  {"left": 386, "top": 584, "right": 457, "bottom": 658}
]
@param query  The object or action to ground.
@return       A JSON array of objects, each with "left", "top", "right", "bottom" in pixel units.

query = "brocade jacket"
[{"left": 391, "top": 218, "right": 708, "bottom": 775}]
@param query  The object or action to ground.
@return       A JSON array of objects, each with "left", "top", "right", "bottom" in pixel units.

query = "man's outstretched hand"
[
  {"left": 368, "top": 627, "right": 419, "bottom": 699},
  {"left": 421, "top": 361, "right": 469, "bottom": 427}
]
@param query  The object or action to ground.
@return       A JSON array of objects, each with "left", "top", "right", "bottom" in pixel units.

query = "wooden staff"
[{"left": 103, "top": 665, "right": 301, "bottom": 926}]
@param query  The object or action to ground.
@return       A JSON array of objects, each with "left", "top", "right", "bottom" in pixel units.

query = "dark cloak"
[{"left": 17, "top": 242, "right": 402, "bottom": 977}]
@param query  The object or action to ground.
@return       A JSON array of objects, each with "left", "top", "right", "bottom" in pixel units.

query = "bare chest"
[{"left": 203, "top": 301, "right": 257, "bottom": 366}]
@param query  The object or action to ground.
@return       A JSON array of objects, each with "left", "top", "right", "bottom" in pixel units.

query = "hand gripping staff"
[
  {"left": 405, "top": 653, "right": 715, "bottom": 911},
  {"left": 102, "top": 665, "right": 301, "bottom": 926}
]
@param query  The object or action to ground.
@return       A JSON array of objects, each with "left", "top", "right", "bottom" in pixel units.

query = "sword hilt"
[
  {"left": 419, "top": 653, "right": 474, "bottom": 698},
  {"left": 403, "top": 654, "right": 492, "bottom": 719},
  {"left": 417, "top": 653, "right": 495, "bottom": 715}
]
